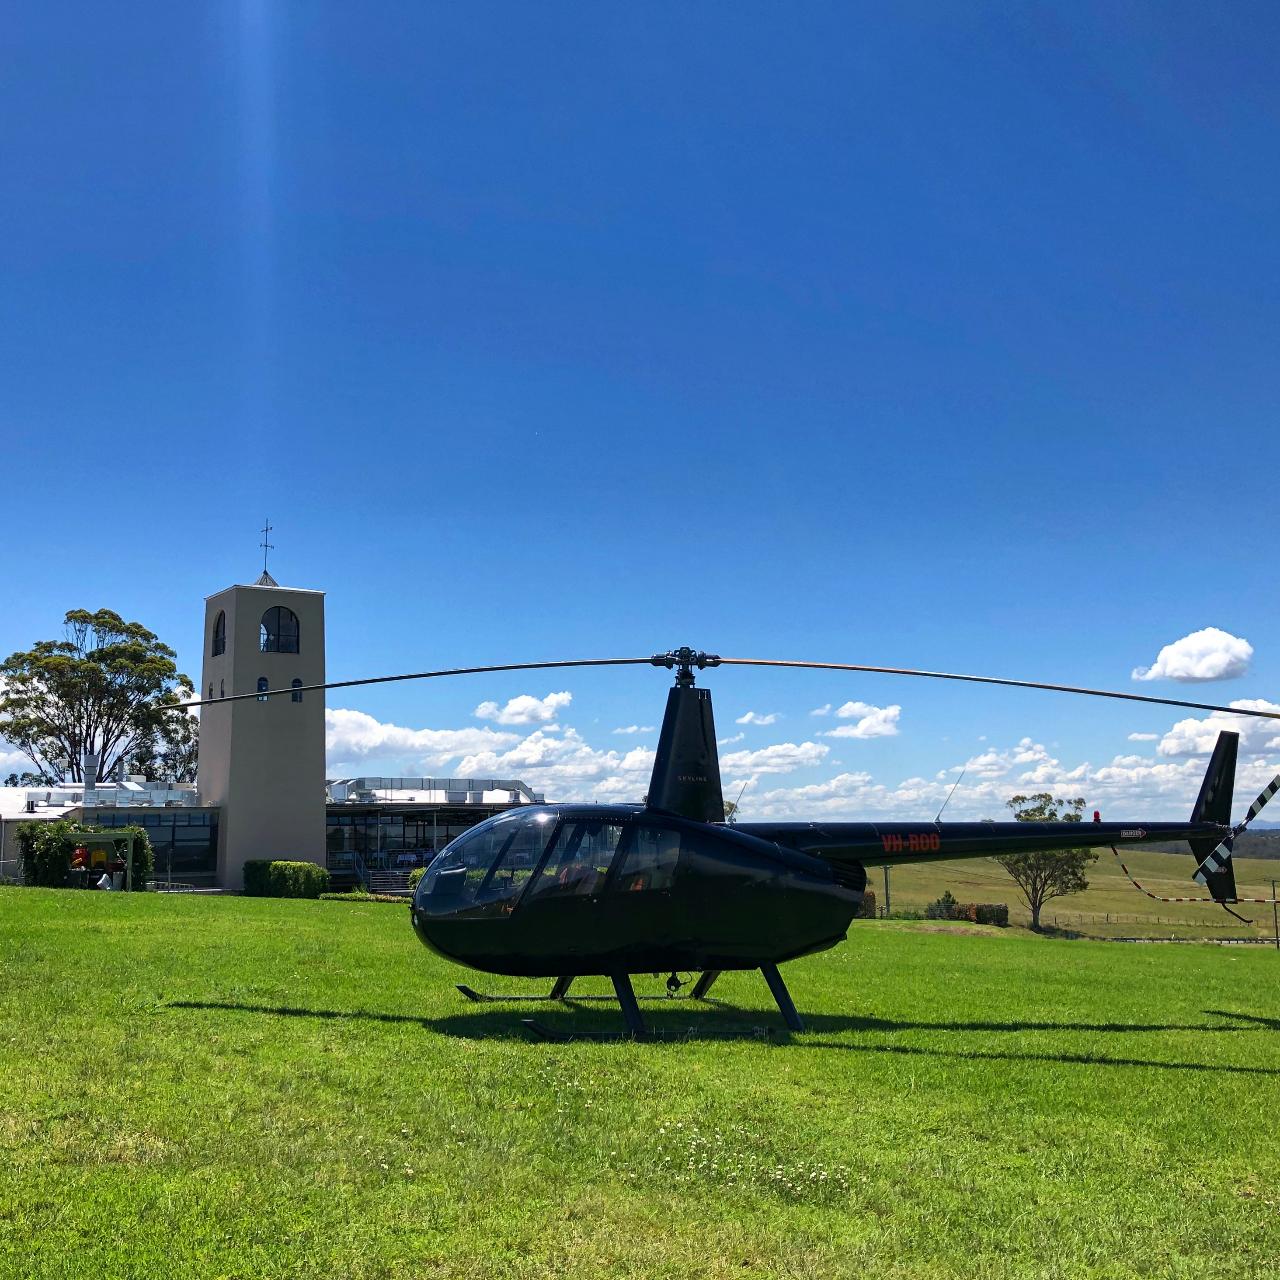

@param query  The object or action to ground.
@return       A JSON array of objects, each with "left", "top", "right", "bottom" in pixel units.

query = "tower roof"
[{"left": 256, "top": 569, "right": 279, "bottom": 586}]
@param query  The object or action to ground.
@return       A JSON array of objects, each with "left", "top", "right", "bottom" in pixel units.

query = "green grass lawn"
[{"left": 1, "top": 888, "right": 1278, "bottom": 1279}]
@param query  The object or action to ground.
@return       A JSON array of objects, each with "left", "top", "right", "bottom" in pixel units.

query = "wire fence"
[{"left": 1048, "top": 911, "right": 1259, "bottom": 929}]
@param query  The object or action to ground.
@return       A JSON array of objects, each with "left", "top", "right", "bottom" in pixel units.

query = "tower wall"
[{"left": 198, "top": 583, "right": 326, "bottom": 889}]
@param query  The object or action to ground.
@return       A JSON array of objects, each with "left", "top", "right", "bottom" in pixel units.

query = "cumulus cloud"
[
  {"left": 746, "top": 730, "right": 1280, "bottom": 824},
  {"left": 1156, "top": 699, "right": 1280, "bottom": 758},
  {"left": 1127, "top": 732, "right": 1158, "bottom": 742},
  {"left": 735, "top": 711, "right": 779, "bottom": 726},
  {"left": 820, "top": 701, "right": 901, "bottom": 739},
  {"left": 473, "top": 691, "right": 572, "bottom": 726},
  {"left": 325, "top": 708, "right": 519, "bottom": 772},
  {"left": 1132, "top": 627, "right": 1253, "bottom": 682},
  {"left": 611, "top": 724, "right": 654, "bottom": 735},
  {"left": 719, "top": 741, "right": 829, "bottom": 774},
  {"left": 455, "top": 727, "right": 656, "bottom": 803},
  {"left": 810, "top": 704, "right": 832, "bottom": 717}
]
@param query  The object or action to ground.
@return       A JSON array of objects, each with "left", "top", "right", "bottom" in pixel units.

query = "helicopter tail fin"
[{"left": 1189, "top": 731, "right": 1238, "bottom": 901}]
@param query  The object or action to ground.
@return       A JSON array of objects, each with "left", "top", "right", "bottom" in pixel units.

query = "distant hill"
[{"left": 1139, "top": 828, "right": 1280, "bottom": 859}]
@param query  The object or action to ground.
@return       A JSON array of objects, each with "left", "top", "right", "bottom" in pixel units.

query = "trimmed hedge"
[
  {"left": 17, "top": 819, "right": 154, "bottom": 890},
  {"left": 925, "top": 890, "right": 1008, "bottom": 927},
  {"left": 242, "top": 860, "right": 330, "bottom": 898},
  {"left": 407, "top": 866, "right": 426, "bottom": 890}
]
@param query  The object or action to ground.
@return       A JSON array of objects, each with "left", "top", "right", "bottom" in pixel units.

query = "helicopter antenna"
[
  {"left": 727, "top": 777, "right": 750, "bottom": 825},
  {"left": 934, "top": 767, "right": 966, "bottom": 823}
]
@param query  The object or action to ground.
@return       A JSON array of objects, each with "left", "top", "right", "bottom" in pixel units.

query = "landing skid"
[
  {"left": 458, "top": 964, "right": 805, "bottom": 1039},
  {"left": 457, "top": 979, "right": 578, "bottom": 1004},
  {"left": 456, "top": 980, "right": 698, "bottom": 1004}
]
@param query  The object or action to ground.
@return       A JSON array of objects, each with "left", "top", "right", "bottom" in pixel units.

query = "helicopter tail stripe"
[
  {"left": 1193, "top": 839, "right": 1233, "bottom": 886},
  {"left": 1245, "top": 774, "right": 1280, "bottom": 823}
]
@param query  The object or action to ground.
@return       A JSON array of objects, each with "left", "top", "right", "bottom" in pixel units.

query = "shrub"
[
  {"left": 925, "top": 890, "right": 958, "bottom": 920},
  {"left": 921, "top": 893, "right": 1009, "bottom": 926},
  {"left": 17, "top": 820, "right": 153, "bottom": 889},
  {"left": 856, "top": 888, "right": 876, "bottom": 919},
  {"left": 408, "top": 866, "right": 426, "bottom": 890},
  {"left": 242, "top": 860, "right": 330, "bottom": 898}
]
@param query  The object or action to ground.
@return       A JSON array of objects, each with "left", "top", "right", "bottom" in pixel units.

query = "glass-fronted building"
[
  {"left": 324, "top": 777, "right": 546, "bottom": 880},
  {"left": 83, "top": 807, "right": 221, "bottom": 886}
]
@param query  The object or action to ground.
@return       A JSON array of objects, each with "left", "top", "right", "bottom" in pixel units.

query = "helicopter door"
[
  {"left": 597, "top": 824, "right": 687, "bottom": 962},
  {"left": 518, "top": 820, "right": 625, "bottom": 961}
]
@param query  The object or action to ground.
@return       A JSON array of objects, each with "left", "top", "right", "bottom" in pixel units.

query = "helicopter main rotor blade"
[
  {"left": 172, "top": 657, "right": 655, "bottom": 709},
  {"left": 716, "top": 657, "right": 1280, "bottom": 722}
]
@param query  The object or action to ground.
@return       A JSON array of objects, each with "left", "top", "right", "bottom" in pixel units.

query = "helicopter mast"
[{"left": 646, "top": 648, "right": 725, "bottom": 824}]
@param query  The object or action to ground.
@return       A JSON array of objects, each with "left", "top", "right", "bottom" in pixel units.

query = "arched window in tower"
[
  {"left": 212, "top": 611, "right": 226, "bottom": 656},
  {"left": 291, "top": 678, "right": 303, "bottom": 703},
  {"left": 257, "top": 677, "right": 269, "bottom": 702},
  {"left": 259, "top": 606, "right": 300, "bottom": 654}
]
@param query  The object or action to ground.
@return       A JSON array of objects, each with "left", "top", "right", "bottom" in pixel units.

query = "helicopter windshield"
[
  {"left": 414, "top": 809, "right": 695, "bottom": 918},
  {"left": 414, "top": 809, "right": 559, "bottom": 917}
]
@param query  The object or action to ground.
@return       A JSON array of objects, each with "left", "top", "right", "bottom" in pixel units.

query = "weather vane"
[{"left": 260, "top": 518, "right": 274, "bottom": 575}]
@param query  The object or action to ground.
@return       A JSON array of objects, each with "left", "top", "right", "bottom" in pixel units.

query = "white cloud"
[
  {"left": 820, "top": 701, "right": 901, "bottom": 739},
  {"left": 1132, "top": 627, "right": 1253, "bottom": 682},
  {"left": 1127, "top": 732, "right": 1158, "bottom": 742},
  {"left": 611, "top": 724, "right": 654, "bottom": 735},
  {"left": 735, "top": 711, "right": 780, "bottom": 726},
  {"left": 719, "top": 741, "right": 829, "bottom": 774},
  {"left": 325, "top": 708, "right": 518, "bottom": 772},
  {"left": 716, "top": 732, "right": 745, "bottom": 746},
  {"left": 1156, "top": 699, "right": 1280, "bottom": 758},
  {"left": 473, "top": 691, "right": 572, "bottom": 726},
  {"left": 744, "top": 729, "right": 1280, "bottom": 825},
  {"left": 810, "top": 704, "right": 832, "bottom": 717},
  {"left": 455, "top": 727, "right": 656, "bottom": 803}
]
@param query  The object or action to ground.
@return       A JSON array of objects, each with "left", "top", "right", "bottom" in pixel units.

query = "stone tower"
[{"left": 198, "top": 572, "right": 326, "bottom": 889}]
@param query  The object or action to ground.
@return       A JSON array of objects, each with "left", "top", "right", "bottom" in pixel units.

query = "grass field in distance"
[
  {"left": 2, "top": 887, "right": 1278, "bottom": 1279},
  {"left": 881, "top": 845, "right": 1280, "bottom": 940}
]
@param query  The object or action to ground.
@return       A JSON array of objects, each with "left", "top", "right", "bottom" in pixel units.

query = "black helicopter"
[{"left": 194, "top": 647, "right": 1280, "bottom": 1036}]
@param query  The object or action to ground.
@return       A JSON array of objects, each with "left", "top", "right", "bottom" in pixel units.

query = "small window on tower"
[
  {"left": 212, "top": 611, "right": 226, "bottom": 656},
  {"left": 220, "top": 679, "right": 225, "bottom": 699},
  {"left": 208, "top": 684, "right": 213, "bottom": 701},
  {"left": 260, "top": 607, "right": 300, "bottom": 654},
  {"left": 257, "top": 677, "right": 269, "bottom": 702},
  {"left": 291, "top": 678, "right": 303, "bottom": 703}
]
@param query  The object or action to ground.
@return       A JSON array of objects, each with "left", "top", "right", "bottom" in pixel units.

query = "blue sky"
[{"left": 2, "top": 4, "right": 1277, "bottom": 819}]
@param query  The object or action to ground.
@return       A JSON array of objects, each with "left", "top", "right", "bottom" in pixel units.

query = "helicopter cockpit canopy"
[{"left": 413, "top": 806, "right": 686, "bottom": 919}]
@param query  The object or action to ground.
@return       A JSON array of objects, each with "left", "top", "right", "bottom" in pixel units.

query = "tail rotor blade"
[
  {"left": 1194, "top": 838, "right": 1234, "bottom": 886},
  {"left": 1241, "top": 772, "right": 1280, "bottom": 825},
  {"left": 1193, "top": 768, "right": 1280, "bottom": 884}
]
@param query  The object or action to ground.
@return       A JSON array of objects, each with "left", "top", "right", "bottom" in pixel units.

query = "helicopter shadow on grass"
[{"left": 167, "top": 1000, "right": 1280, "bottom": 1072}]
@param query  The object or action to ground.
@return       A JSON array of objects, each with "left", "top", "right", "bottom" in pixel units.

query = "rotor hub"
[{"left": 650, "top": 647, "right": 721, "bottom": 688}]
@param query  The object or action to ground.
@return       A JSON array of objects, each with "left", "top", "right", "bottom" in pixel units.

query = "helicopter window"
[
  {"left": 415, "top": 812, "right": 557, "bottom": 916},
  {"left": 610, "top": 826, "right": 680, "bottom": 894},
  {"left": 526, "top": 821, "right": 624, "bottom": 899}
]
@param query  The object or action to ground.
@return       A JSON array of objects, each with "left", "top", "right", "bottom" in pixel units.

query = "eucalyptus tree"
[{"left": 0, "top": 608, "right": 196, "bottom": 784}]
